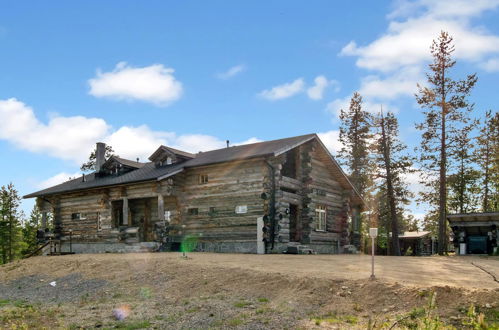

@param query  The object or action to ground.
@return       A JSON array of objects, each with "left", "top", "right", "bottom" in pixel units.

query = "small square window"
[
  {"left": 198, "top": 174, "right": 208, "bottom": 184},
  {"left": 235, "top": 205, "right": 248, "bottom": 214},
  {"left": 209, "top": 207, "right": 216, "bottom": 216},
  {"left": 71, "top": 213, "right": 86, "bottom": 220},
  {"left": 97, "top": 212, "right": 102, "bottom": 231},
  {"left": 188, "top": 208, "right": 199, "bottom": 215}
]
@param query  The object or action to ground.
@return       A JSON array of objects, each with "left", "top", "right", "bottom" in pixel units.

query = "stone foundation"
[{"left": 57, "top": 242, "right": 160, "bottom": 254}]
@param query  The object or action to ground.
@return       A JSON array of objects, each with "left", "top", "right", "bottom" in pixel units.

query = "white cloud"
[
  {"left": 359, "top": 66, "right": 423, "bottom": 100},
  {"left": 0, "top": 98, "right": 263, "bottom": 166},
  {"left": 326, "top": 95, "right": 399, "bottom": 118},
  {"left": 235, "top": 137, "right": 262, "bottom": 145},
  {"left": 258, "top": 78, "right": 305, "bottom": 101},
  {"left": 480, "top": 57, "right": 499, "bottom": 72},
  {"left": 37, "top": 172, "right": 81, "bottom": 189},
  {"left": 88, "top": 62, "right": 183, "bottom": 106},
  {"left": 0, "top": 98, "right": 109, "bottom": 163},
  {"left": 216, "top": 64, "right": 246, "bottom": 79},
  {"left": 317, "top": 130, "right": 343, "bottom": 155},
  {"left": 307, "top": 75, "right": 337, "bottom": 100},
  {"left": 340, "top": 1, "right": 499, "bottom": 72}
]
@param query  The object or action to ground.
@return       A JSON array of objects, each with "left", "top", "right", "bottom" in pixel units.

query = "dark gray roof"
[
  {"left": 24, "top": 162, "right": 184, "bottom": 198},
  {"left": 24, "top": 133, "right": 363, "bottom": 205},
  {"left": 183, "top": 134, "right": 316, "bottom": 168}
]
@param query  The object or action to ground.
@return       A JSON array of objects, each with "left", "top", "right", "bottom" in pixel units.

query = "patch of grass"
[
  {"left": 139, "top": 287, "right": 153, "bottom": 299},
  {"left": 227, "top": 318, "right": 244, "bottom": 326},
  {"left": 257, "top": 297, "right": 269, "bottom": 303},
  {"left": 233, "top": 300, "right": 251, "bottom": 308},
  {"left": 256, "top": 307, "right": 272, "bottom": 314},
  {"left": 0, "top": 299, "right": 11, "bottom": 306},
  {"left": 114, "top": 320, "right": 151, "bottom": 330},
  {"left": 311, "top": 312, "right": 358, "bottom": 326},
  {"left": 461, "top": 304, "right": 499, "bottom": 329},
  {"left": 186, "top": 306, "right": 200, "bottom": 313}
]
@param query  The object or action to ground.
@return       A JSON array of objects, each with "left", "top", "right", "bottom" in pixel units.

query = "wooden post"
[
  {"left": 123, "top": 197, "right": 129, "bottom": 225},
  {"left": 158, "top": 194, "right": 165, "bottom": 221}
]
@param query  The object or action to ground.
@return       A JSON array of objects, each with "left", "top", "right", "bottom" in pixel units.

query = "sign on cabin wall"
[{"left": 235, "top": 205, "right": 248, "bottom": 214}]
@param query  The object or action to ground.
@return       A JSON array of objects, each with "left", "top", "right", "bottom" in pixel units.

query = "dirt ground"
[{"left": 1, "top": 253, "right": 498, "bottom": 329}]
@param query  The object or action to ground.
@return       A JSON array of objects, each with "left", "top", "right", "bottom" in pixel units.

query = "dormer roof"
[
  {"left": 103, "top": 156, "right": 146, "bottom": 169},
  {"left": 148, "top": 146, "right": 196, "bottom": 162}
]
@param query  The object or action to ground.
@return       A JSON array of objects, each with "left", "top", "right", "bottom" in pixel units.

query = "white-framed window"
[
  {"left": 198, "top": 174, "right": 208, "bottom": 184},
  {"left": 235, "top": 205, "right": 248, "bottom": 214},
  {"left": 315, "top": 205, "right": 326, "bottom": 231},
  {"left": 164, "top": 210, "right": 171, "bottom": 222}
]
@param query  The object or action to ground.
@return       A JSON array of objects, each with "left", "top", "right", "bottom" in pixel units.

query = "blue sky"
[{"left": 1, "top": 1, "right": 498, "bottom": 217}]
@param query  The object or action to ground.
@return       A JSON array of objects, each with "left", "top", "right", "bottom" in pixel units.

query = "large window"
[{"left": 315, "top": 205, "right": 326, "bottom": 231}]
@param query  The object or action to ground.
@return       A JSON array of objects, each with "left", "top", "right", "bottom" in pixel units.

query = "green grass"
[
  {"left": 257, "top": 297, "right": 269, "bottom": 303},
  {"left": 113, "top": 320, "right": 151, "bottom": 330},
  {"left": 233, "top": 300, "right": 251, "bottom": 308},
  {"left": 227, "top": 318, "right": 244, "bottom": 326},
  {"left": 310, "top": 312, "right": 358, "bottom": 326}
]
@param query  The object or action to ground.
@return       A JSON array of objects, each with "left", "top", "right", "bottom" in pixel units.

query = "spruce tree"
[
  {"left": 447, "top": 122, "right": 480, "bottom": 214},
  {"left": 0, "top": 183, "right": 25, "bottom": 263},
  {"left": 415, "top": 31, "right": 477, "bottom": 255},
  {"left": 372, "top": 111, "right": 413, "bottom": 256},
  {"left": 21, "top": 205, "right": 42, "bottom": 256},
  {"left": 476, "top": 110, "right": 499, "bottom": 212},
  {"left": 338, "top": 92, "right": 372, "bottom": 196}
]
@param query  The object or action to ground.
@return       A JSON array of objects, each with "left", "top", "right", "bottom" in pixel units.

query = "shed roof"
[
  {"left": 399, "top": 231, "right": 431, "bottom": 239},
  {"left": 447, "top": 212, "right": 499, "bottom": 223}
]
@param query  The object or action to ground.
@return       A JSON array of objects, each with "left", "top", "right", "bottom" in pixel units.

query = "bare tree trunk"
[
  {"left": 483, "top": 135, "right": 490, "bottom": 212},
  {"left": 438, "top": 100, "right": 447, "bottom": 255}
]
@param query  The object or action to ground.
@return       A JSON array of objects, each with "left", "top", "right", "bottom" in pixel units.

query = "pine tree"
[
  {"left": 21, "top": 205, "right": 42, "bottom": 256},
  {"left": 372, "top": 111, "right": 414, "bottom": 256},
  {"left": 80, "top": 145, "right": 117, "bottom": 172},
  {"left": 0, "top": 183, "right": 25, "bottom": 263},
  {"left": 338, "top": 92, "right": 372, "bottom": 197},
  {"left": 415, "top": 31, "right": 477, "bottom": 255},
  {"left": 447, "top": 122, "right": 480, "bottom": 214},
  {"left": 476, "top": 110, "right": 499, "bottom": 212}
]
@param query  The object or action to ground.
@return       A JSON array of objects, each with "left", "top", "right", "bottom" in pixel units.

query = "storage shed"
[{"left": 447, "top": 212, "right": 499, "bottom": 255}]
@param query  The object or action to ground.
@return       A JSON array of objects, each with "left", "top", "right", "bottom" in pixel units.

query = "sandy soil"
[{"left": 0, "top": 253, "right": 498, "bottom": 329}]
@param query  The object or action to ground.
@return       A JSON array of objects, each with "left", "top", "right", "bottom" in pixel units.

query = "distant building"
[
  {"left": 448, "top": 212, "right": 499, "bottom": 255},
  {"left": 25, "top": 134, "right": 364, "bottom": 254},
  {"left": 398, "top": 231, "right": 433, "bottom": 256}
]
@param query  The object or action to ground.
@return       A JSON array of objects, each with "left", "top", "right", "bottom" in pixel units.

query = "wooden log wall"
[
  {"left": 273, "top": 140, "right": 352, "bottom": 246},
  {"left": 37, "top": 180, "right": 178, "bottom": 243},
  {"left": 172, "top": 158, "right": 266, "bottom": 243},
  {"left": 306, "top": 140, "right": 351, "bottom": 244}
]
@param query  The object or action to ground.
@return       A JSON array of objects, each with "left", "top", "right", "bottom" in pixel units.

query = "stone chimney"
[{"left": 96, "top": 142, "right": 106, "bottom": 173}]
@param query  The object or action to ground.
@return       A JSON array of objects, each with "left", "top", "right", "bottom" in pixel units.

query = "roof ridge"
[{"left": 197, "top": 133, "right": 317, "bottom": 154}]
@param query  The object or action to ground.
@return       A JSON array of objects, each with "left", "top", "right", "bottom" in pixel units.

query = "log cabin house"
[{"left": 25, "top": 134, "right": 364, "bottom": 254}]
